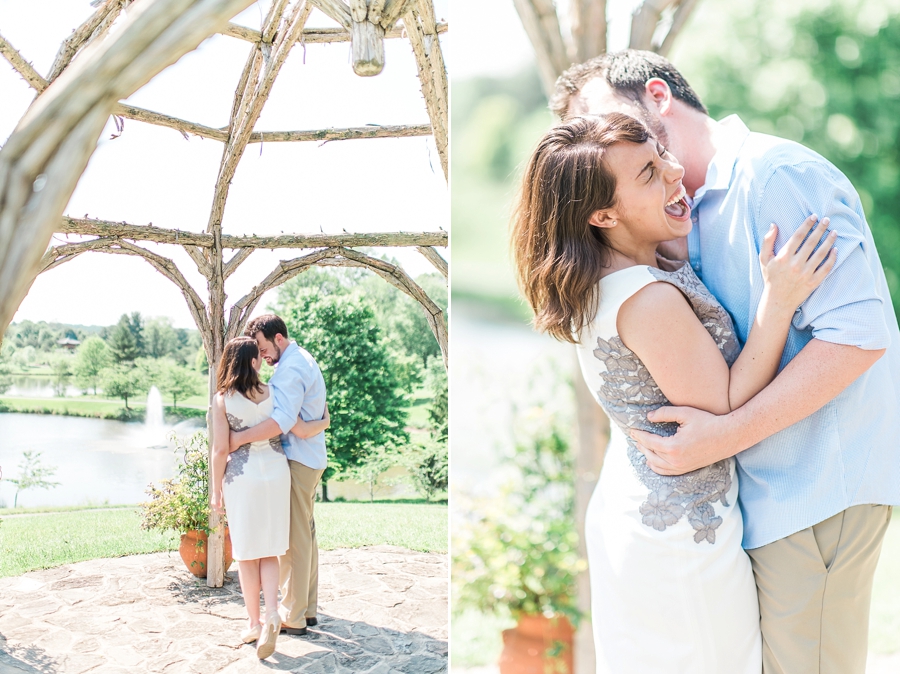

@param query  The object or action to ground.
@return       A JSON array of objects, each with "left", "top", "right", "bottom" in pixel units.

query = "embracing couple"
[
  {"left": 512, "top": 50, "right": 900, "bottom": 673},
  {"left": 208, "top": 314, "right": 329, "bottom": 659}
]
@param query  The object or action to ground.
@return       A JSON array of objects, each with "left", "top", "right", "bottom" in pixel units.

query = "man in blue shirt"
[
  {"left": 231, "top": 314, "right": 328, "bottom": 636},
  {"left": 553, "top": 50, "right": 900, "bottom": 672}
]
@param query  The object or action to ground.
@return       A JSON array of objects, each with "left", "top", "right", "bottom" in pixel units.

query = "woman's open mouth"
[{"left": 664, "top": 185, "right": 690, "bottom": 220}]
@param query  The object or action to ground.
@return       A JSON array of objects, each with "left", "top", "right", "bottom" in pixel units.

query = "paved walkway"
[{"left": 0, "top": 546, "right": 447, "bottom": 673}]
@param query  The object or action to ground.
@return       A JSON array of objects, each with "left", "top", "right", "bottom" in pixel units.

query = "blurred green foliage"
[
  {"left": 452, "top": 406, "right": 585, "bottom": 623},
  {"left": 453, "top": 0, "right": 900, "bottom": 319}
]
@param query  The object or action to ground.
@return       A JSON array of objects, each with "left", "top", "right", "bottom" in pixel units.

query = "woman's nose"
[{"left": 665, "top": 159, "right": 685, "bottom": 183}]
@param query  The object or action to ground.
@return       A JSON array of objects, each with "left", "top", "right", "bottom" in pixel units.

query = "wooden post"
[
  {"left": 206, "top": 225, "right": 227, "bottom": 587},
  {"left": 572, "top": 354, "right": 609, "bottom": 674}
]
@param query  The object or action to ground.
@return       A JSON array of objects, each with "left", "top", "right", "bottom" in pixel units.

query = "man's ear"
[
  {"left": 645, "top": 78, "right": 673, "bottom": 116},
  {"left": 588, "top": 210, "right": 618, "bottom": 230}
]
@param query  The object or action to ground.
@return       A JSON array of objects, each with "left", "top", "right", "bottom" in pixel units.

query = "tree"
[
  {"left": 144, "top": 317, "right": 177, "bottom": 359},
  {"left": 127, "top": 312, "right": 146, "bottom": 357},
  {"left": 6, "top": 450, "right": 60, "bottom": 508},
  {"left": 48, "top": 353, "right": 72, "bottom": 397},
  {"left": 347, "top": 446, "right": 401, "bottom": 503},
  {"left": 108, "top": 314, "right": 139, "bottom": 363},
  {"left": 0, "top": 340, "right": 13, "bottom": 394},
  {"left": 424, "top": 355, "right": 448, "bottom": 441},
  {"left": 406, "top": 439, "right": 448, "bottom": 501},
  {"left": 73, "top": 336, "right": 111, "bottom": 394},
  {"left": 277, "top": 290, "right": 410, "bottom": 499},
  {"left": 100, "top": 364, "right": 145, "bottom": 409},
  {"left": 160, "top": 361, "right": 203, "bottom": 408}
]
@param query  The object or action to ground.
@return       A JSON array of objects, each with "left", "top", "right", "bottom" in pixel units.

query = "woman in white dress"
[
  {"left": 511, "top": 113, "right": 837, "bottom": 672},
  {"left": 210, "top": 337, "right": 329, "bottom": 659}
]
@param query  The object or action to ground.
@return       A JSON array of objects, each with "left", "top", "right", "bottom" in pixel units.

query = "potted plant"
[
  {"left": 453, "top": 407, "right": 585, "bottom": 674},
  {"left": 140, "top": 431, "right": 233, "bottom": 577}
]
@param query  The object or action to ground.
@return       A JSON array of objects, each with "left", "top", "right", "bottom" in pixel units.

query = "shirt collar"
[
  {"left": 275, "top": 340, "right": 297, "bottom": 368},
  {"left": 692, "top": 114, "right": 750, "bottom": 206}
]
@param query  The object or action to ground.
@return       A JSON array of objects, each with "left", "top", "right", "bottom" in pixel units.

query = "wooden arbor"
[
  {"left": 0, "top": 0, "right": 447, "bottom": 587},
  {"left": 509, "top": 2, "right": 699, "bottom": 671}
]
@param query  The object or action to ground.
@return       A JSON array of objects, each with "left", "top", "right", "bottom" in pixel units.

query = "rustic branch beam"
[
  {"left": 570, "top": 0, "right": 606, "bottom": 63},
  {"left": 114, "top": 103, "right": 430, "bottom": 143},
  {"left": 58, "top": 217, "right": 448, "bottom": 248},
  {"left": 657, "top": 0, "right": 700, "bottom": 57},
  {"left": 0, "top": 0, "right": 256, "bottom": 341},
  {"left": 226, "top": 247, "right": 339, "bottom": 339},
  {"left": 223, "top": 247, "right": 253, "bottom": 280},
  {"left": 47, "top": 0, "right": 132, "bottom": 83},
  {"left": 630, "top": 0, "right": 679, "bottom": 52},
  {"left": 416, "top": 245, "right": 447, "bottom": 279},
  {"left": 331, "top": 247, "right": 447, "bottom": 365},
  {"left": 380, "top": 0, "right": 416, "bottom": 29},
  {"left": 37, "top": 238, "right": 211, "bottom": 339},
  {"left": 221, "top": 19, "right": 447, "bottom": 44},
  {"left": 309, "top": 0, "right": 353, "bottom": 30},
  {"left": 405, "top": 0, "right": 448, "bottom": 179},
  {"left": 183, "top": 244, "right": 213, "bottom": 277},
  {"left": 512, "top": 0, "right": 569, "bottom": 96},
  {"left": 0, "top": 32, "right": 49, "bottom": 92}
]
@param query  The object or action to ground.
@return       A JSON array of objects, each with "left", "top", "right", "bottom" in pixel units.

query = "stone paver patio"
[{"left": 0, "top": 546, "right": 447, "bottom": 674}]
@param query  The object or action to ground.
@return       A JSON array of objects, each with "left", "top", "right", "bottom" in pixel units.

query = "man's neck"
[{"left": 673, "top": 114, "right": 720, "bottom": 198}]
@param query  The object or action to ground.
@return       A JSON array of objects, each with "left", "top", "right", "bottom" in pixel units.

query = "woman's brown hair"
[
  {"left": 216, "top": 337, "right": 264, "bottom": 396},
  {"left": 511, "top": 112, "right": 650, "bottom": 343}
]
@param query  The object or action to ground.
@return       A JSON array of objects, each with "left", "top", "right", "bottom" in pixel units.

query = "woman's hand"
[
  {"left": 210, "top": 488, "right": 225, "bottom": 515},
  {"left": 760, "top": 214, "right": 837, "bottom": 311}
]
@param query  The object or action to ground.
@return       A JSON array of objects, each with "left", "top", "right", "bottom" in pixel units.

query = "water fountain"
[{"left": 145, "top": 386, "right": 166, "bottom": 447}]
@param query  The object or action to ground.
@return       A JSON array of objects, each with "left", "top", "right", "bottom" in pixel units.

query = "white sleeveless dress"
[
  {"left": 221, "top": 390, "right": 290, "bottom": 561},
  {"left": 575, "top": 262, "right": 762, "bottom": 674}
]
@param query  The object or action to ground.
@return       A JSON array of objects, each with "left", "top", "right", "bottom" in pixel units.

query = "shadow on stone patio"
[{"left": 0, "top": 545, "right": 447, "bottom": 674}]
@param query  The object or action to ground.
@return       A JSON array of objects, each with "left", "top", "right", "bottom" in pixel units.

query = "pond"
[
  {"left": 4, "top": 374, "right": 83, "bottom": 398},
  {"left": 0, "top": 413, "right": 203, "bottom": 508}
]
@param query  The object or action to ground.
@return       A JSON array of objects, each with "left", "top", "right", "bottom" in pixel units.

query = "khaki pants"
[
  {"left": 747, "top": 504, "right": 892, "bottom": 674},
  {"left": 279, "top": 461, "right": 325, "bottom": 627}
]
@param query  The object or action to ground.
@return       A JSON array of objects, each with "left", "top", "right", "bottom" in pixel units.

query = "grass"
[
  {"left": 0, "top": 509, "right": 179, "bottom": 578},
  {"left": 0, "top": 501, "right": 447, "bottom": 578},
  {"left": 870, "top": 509, "right": 900, "bottom": 653},
  {"left": 0, "top": 503, "right": 133, "bottom": 516},
  {"left": 0, "top": 396, "right": 206, "bottom": 422}
]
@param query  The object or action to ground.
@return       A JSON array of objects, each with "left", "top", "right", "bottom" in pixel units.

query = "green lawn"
[
  {"left": 0, "top": 396, "right": 206, "bottom": 421},
  {"left": 0, "top": 502, "right": 447, "bottom": 578}
]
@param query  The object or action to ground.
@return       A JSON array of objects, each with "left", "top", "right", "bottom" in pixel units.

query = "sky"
[{"left": 1, "top": 0, "right": 449, "bottom": 329}]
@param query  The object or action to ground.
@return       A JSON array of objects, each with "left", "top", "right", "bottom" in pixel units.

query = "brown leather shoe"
[
  {"left": 280, "top": 623, "right": 308, "bottom": 636},
  {"left": 305, "top": 617, "right": 318, "bottom": 627}
]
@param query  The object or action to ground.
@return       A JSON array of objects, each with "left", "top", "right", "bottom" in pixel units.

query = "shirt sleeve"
[
  {"left": 269, "top": 361, "right": 307, "bottom": 434},
  {"left": 755, "top": 160, "right": 891, "bottom": 350}
]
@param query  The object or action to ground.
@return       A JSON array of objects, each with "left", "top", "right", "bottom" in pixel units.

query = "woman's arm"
[
  {"left": 290, "top": 404, "right": 330, "bottom": 439},
  {"left": 618, "top": 215, "right": 836, "bottom": 415},
  {"left": 210, "top": 393, "right": 230, "bottom": 515}
]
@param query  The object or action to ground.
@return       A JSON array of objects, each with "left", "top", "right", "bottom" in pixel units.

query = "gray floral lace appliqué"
[
  {"left": 224, "top": 412, "right": 250, "bottom": 485},
  {"left": 591, "top": 264, "right": 741, "bottom": 545}
]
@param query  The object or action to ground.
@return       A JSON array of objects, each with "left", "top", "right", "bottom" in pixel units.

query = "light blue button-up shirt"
[
  {"left": 269, "top": 341, "right": 328, "bottom": 470},
  {"left": 688, "top": 115, "right": 900, "bottom": 549}
]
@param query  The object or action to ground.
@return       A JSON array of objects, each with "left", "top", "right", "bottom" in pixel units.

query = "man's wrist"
[{"left": 722, "top": 406, "right": 754, "bottom": 455}]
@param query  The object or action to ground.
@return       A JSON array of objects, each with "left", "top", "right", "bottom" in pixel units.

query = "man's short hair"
[
  {"left": 244, "top": 314, "right": 289, "bottom": 342},
  {"left": 550, "top": 49, "right": 708, "bottom": 119}
]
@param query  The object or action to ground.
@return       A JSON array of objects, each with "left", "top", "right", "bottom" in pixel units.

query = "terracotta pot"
[
  {"left": 179, "top": 528, "right": 233, "bottom": 577},
  {"left": 499, "top": 614, "right": 574, "bottom": 674}
]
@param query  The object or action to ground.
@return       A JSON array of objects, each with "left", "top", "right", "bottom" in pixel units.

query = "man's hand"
[
  {"left": 656, "top": 236, "right": 689, "bottom": 261},
  {"left": 630, "top": 406, "right": 740, "bottom": 476},
  {"left": 229, "top": 429, "right": 246, "bottom": 453}
]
